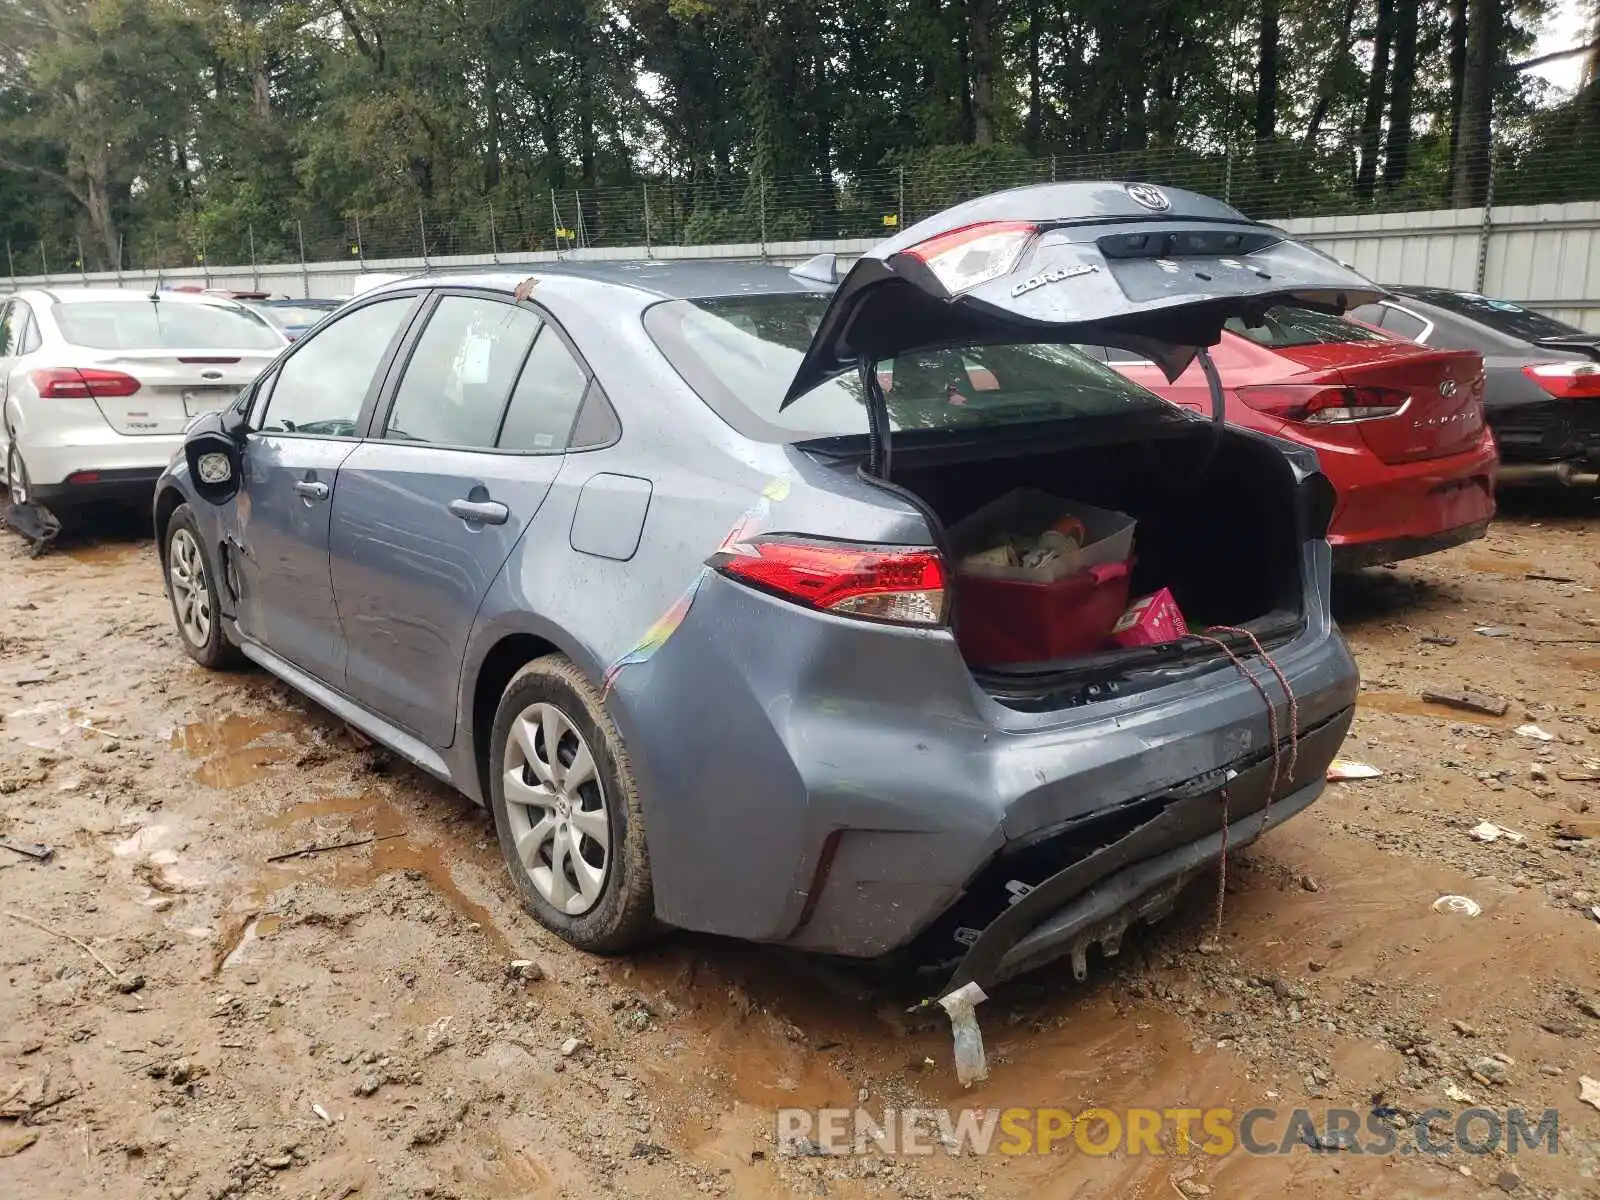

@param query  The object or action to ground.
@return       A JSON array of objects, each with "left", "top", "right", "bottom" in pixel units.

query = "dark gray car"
[
  {"left": 1350, "top": 287, "right": 1600, "bottom": 488},
  {"left": 155, "top": 182, "right": 1376, "bottom": 994}
]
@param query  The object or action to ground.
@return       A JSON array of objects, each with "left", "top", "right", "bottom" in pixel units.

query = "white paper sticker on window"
[{"left": 459, "top": 335, "right": 493, "bottom": 384}]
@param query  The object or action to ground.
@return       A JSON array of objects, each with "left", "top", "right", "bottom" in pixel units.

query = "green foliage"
[{"left": 0, "top": 0, "right": 1593, "bottom": 273}]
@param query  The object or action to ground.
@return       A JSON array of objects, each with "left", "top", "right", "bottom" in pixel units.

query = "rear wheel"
[
  {"left": 164, "top": 504, "right": 239, "bottom": 669},
  {"left": 5, "top": 441, "right": 28, "bottom": 506},
  {"left": 488, "top": 656, "right": 655, "bottom": 953}
]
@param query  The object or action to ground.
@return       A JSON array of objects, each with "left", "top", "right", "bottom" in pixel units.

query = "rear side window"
[
  {"left": 1381, "top": 307, "right": 1429, "bottom": 340},
  {"left": 384, "top": 296, "right": 540, "bottom": 448},
  {"left": 1224, "top": 306, "right": 1389, "bottom": 348},
  {"left": 259, "top": 296, "right": 416, "bottom": 436},
  {"left": 644, "top": 293, "right": 1171, "bottom": 441},
  {"left": 0, "top": 303, "right": 15, "bottom": 356},
  {"left": 18, "top": 304, "right": 40, "bottom": 353},
  {"left": 53, "top": 300, "right": 284, "bottom": 351},
  {"left": 496, "top": 326, "right": 590, "bottom": 452}
]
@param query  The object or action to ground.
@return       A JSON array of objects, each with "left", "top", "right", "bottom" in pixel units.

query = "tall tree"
[
  {"left": 1452, "top": 0, "right": 1498, "bottom": 206},
  {"left": 1302, "top": 0, "right": 1361, "bottom": 150},
  {"left": 1383, "top": 0, "right": 1419, "bottom": 188},
  {"left": 1356, "top": 0, "right": 1396, "bottom": 200},
  {"left": 1446, "top": 0, "right": 1468, "bottom": 172},
  {"left": 1254, "top": 0, "right": 1280, "bottom": 145}
]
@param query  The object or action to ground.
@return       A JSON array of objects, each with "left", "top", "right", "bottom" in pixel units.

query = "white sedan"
[{"left": 1, "top": 288, "right": 287, "bottom": 509}]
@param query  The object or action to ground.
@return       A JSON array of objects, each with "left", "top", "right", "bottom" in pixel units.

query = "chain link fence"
[{"left": 5, "top": 129, "right": 1596, "bottom": 283}]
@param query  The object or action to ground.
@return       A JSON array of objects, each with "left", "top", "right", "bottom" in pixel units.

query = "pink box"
[{"left": 1109, "top": 589, "right": 1188, "bottom": 648}]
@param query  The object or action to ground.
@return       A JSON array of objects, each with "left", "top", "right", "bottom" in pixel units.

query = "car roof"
[
  {"left": 12, "top": 287, "right": 253, "bottom": 307},
  {"left": 367, "top": 259, "right": 828, "bottom": 302}
]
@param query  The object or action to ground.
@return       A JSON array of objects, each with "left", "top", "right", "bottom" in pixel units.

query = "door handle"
[
  {"left": 294, "top": 479, "right": 330, "bottom": 501},
  {"left": 448, "top": 498, "right": 510, "bottom": 526}
]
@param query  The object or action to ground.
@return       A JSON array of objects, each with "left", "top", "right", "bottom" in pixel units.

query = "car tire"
[
  {"left": 489, "top": 655, "right": 655, "bottom": 954},
  {"left": 6, "top": 440, "right": 29, "bottom": 507},
  {"left": 163, "top": 504, "right": 240, "bottom": 669}
]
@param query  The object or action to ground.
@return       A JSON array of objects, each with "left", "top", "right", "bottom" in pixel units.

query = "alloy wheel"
[
  {"left": 6, "top": 443, "right": 27, "bottom": 506},
  {"left": 502, "top": 701, "right": 610, "bottom": 915},
  {"left": 168, "top": 528, "right": 213, "bottom": 647}
]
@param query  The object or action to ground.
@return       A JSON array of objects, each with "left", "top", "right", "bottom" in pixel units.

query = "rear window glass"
[
  {"left": 1225, "top": 306, "right": 1389, "bottom": 348},
  {"left": 1408, "top": 291, "right": 1587, "bottom": 343},
  {"left": 643, "top": 293, "right": 1175, "bottom": 441},
  {"left": 54, "top": 301, "right": 284, "bottom": 351},
  {"left": 258, "top": 304, "right": 337, "bottom": 328}
]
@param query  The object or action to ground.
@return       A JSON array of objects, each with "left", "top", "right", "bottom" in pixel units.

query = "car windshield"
[
  {"left": 1409, "top": 290, "right": 1590, "bottom": 343},
  {"left": 54, "top": 300, "right": 284, "bottom": 350},
  {"left": 1225, "top": 305, "right": 1389, "bottom": 347},
  {"left": 644, "top": 292, "right": 1177, "bottom": 441}
]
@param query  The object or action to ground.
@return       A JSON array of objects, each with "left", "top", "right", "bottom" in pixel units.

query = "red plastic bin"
[{"left": 953, "top": 560, "right": 1133, "bottom": 667}]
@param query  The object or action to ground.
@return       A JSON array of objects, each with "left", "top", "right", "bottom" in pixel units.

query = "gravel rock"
[{"left": 1469, "top": 1057, "right": 1509, "bottom": 1085}]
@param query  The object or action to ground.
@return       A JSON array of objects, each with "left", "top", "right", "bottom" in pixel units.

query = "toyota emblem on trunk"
[
  {"left": 1124, "top": 183, "right": 1171, "bottom": 212},
  {"left": 1439, "top": 379, "right": 1458, "bottom": 397}
]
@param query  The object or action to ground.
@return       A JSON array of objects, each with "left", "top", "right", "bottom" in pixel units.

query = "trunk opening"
[{"left": 867, "top": 422, "right": 1309, "bottom": 710}]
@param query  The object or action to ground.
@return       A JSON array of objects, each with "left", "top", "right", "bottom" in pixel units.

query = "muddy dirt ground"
[{"left": 3, "top": 500, "right": 1600, "bottom": 1200}]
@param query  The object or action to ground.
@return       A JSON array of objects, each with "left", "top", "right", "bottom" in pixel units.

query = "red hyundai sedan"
[{"left": 1084, "top": 307, "right": 1498, "bottom": 570}]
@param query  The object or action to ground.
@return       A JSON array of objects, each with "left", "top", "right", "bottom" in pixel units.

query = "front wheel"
[
  {"left": 488, "top": 655, "right": 655, "bottom": 954},
  {"left": 164, "top": 504, "right": 239, "bottom": 669}
]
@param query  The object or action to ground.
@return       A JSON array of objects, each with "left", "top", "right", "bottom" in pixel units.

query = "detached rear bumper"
[{"left": 943, "top": 705, "right": 1349, "bottom": 991}]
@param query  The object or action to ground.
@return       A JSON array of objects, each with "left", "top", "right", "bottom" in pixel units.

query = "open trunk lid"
[{"left": 779, "top": 181, "right": 1384, "bottom": 413}]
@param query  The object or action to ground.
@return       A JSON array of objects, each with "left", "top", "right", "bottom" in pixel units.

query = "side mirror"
[{"left": 183, "top": 410, "right": 243, "bottom": 505}]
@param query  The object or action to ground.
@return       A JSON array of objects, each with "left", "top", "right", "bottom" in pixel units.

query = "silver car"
[
  {"left": 1, "top": 288, "right": 286, "bottom": 509},
  {"left": 156, "top": 183, "right": 1373, "bottom": 995}
]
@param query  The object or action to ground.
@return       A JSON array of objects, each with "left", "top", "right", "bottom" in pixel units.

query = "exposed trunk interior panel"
[{"left": 887, "top": 423, "right": 1308, "bottom": 701}]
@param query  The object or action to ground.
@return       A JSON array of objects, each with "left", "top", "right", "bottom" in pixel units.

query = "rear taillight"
[
  {"left": 30, "top": 367, "right": 142, "bottom": 399},
  {"left": 1236, "top": 383, "right": 1408, "bottom": 424},
  {"left": 899, "top": 220, "right": 1037, "bottom": 294},
  {"left": 1523, "top": 361, "right": 1600, "bottom": 399},
  {"left": 709, "top": 536, "right": 947, "bottom": 626}
]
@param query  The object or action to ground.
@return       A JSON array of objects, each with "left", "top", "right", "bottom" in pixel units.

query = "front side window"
[
  {"left": 644, "top": 293, "right": 1174, "bottom": 441},
  {"left": 53, "top": 300, "right": 284, "bottom": 351},
  {"left": 258, "top": 296, "right": 415, "bottom": 436},
  {"left": 384, "top": 296, "right": 540, "bottom": 448}
]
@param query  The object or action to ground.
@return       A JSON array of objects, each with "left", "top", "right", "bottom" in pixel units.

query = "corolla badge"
[
  {"left": 1438, "top": 379, "right": 1458, "bottom": 397},
  {"left": 1124, "top": 183, "right": 1171, "bottom": 212}
]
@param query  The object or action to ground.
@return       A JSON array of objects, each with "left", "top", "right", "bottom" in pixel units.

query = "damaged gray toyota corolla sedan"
[{"left": 159, "top": 181, "right": 1375, "bottom": 997}]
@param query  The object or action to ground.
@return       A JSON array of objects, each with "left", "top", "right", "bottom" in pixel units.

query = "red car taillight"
[
  {"left": 30, "top": 367, "right": 142, "bottom": 399},
  {"left": 1522, "top": 362, "right": 1600, "bottom": 399},
  {"left": 899, "top": 220, "right": 1037, "bottom": 294},
  {"left": 709, "top": 536, "right": 947, "bottom": 626},
  {"left": 1236, "top": 383, "right": 1408, "bottom": 424}
]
